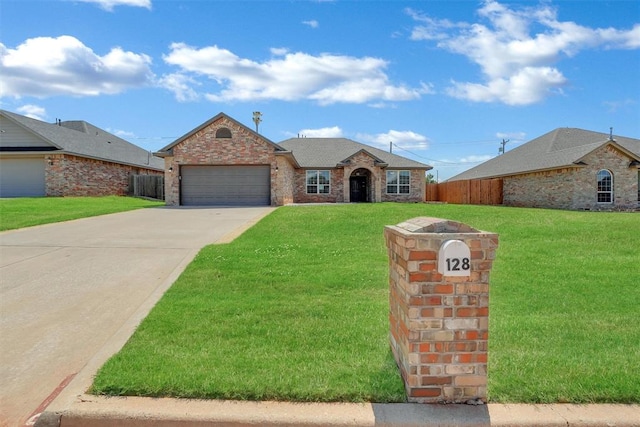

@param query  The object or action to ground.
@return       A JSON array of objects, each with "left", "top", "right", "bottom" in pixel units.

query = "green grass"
[
  {"left": 0, "top": 196, "right": 164, "bottom": 231},
  {"left": 90, "top": 204, "right": 640, "bottom": 403}
]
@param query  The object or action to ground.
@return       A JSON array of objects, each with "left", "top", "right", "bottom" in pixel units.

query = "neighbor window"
[
  {"left": 387, "top": 170, "right": 410, "bottom": 194},
  {"left": 596, "top": 169, "right": 613, "bottom": 203},
  {"left": 306, "top": 170, "right": 330, "bottom": 194}
]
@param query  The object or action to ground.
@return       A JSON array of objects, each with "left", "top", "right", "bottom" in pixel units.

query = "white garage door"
[
  {"left": 180, "top": 165, "right": 271, "bottom": 206},
  {"left": 0, "top": 158, "right": 46, "bottom": 197}
]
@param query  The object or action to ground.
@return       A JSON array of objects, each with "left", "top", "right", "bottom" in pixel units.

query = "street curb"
[
  {"left": 34, "top": 397, "right": 640, "bottom": 427},
  {"left": 36, "top": 396, "right": 489, "bottom": 427}
]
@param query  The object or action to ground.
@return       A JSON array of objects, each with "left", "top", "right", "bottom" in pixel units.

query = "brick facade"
[
  {"left": 163, "top": 116, "right": 282, "bottom": 206},
  {"left": 381, "top": 169, "right": 426, "bottom": 203},
  {"left": 504, "top": 144, "right": 639, "bottom": 210},
  {"left": 275, "top": 156, "right": 295, "bottom": 206},
  {"left": 385, "top": 218, "right": 499, "bottom": 403},
  {"left": 45, "top": 153, "right": 162, "bottom": 197},
  {"left": 163, "top": 116, "right": 427, "bottom": 206},
  {"left": 293, "top": 168, "right": 345, "bottom": 203},
  {"left": 290, "top": 151, "right": 425, "bottom": 204}
]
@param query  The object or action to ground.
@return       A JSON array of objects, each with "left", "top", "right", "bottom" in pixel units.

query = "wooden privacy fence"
[
  {"left": 425, "top": 178, "right": 503, "bottom": 205},
  {"left": 129, "top": 174, "right": 165, "bottom": 200}
]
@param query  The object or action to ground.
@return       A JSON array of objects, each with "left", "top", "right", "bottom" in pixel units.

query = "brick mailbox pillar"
[{"left": 384, "top": 217, "right": 499, "bottom": 403}]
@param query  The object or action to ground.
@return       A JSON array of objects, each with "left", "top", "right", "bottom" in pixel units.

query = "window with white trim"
[
  {"left": 386, "top": 170, "right": 410, "bottom": 194},
  {"left": 596, "top": 169, "right": 613, "bottom": 203},
  {"left": 306, "top": 170, "right": 330, "bottom": 194}
]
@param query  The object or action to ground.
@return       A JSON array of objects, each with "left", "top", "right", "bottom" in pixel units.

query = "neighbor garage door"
[
  {"left": 180, "top": 165, "right": 271, "bottom": 206},
  {"left": 0, "top": 158, "right": 46, "bottom": 197}
]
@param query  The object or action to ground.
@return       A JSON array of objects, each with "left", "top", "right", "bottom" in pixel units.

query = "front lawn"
[
  {"left": 0, "top": 196, "right": 163, "bottom": 231},
  {"left": 91, "top": 204, "right": 640, "bottom": 403}
]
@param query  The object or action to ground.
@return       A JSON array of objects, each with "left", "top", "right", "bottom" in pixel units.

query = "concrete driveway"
[{"left": 0, "top": 206, "right": 274, "bottom": 427}]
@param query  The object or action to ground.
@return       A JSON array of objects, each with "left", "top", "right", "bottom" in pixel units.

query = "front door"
[{"left": 350, "top": 176, "right": 368, "bottom": 202}]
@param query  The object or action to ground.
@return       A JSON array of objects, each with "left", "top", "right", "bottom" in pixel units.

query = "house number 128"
[
  {"left": 445, "top": 257, "right": 470, "bottom": 272},
  {"left": 438, "top": 240, "right": 471, "bottom": 277}
]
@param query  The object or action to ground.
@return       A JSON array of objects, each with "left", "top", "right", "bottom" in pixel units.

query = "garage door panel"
[
  {"left": 0, "top": 158, "right": 46, "bottom": 197},
  {"left": 180, "top": 165, "right": 270, "bottom": 206}
]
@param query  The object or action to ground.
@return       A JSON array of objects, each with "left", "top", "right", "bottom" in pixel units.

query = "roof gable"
[
  {"left": 156, "top": 112, "right": 286, "bottom": 156},
  {"left": 449, "top": 127, "right": 640, "bottom": 181},
  {"left": 0, "top": 114, "right": 59, "bottom": 150},
  {"left": 277, "top": 137, "right": 431, "bottom": 169},
  {"left": 1, "top": 111, "right": 64, "bottom": 149},
  {"left": 338, "top": 148, "right": 388, "bottom": 167},
  {"left": 576, "top": 140, "right": 640, "bottom": 165}
]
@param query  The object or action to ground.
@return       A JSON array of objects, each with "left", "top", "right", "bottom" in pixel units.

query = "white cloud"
[
  {"left": 357, "top": 129, "right": 429, "bottom": 150},
  {"left": 16, "top": 104, "right": 47, "bottom": 121},
  {"left": 0, "top": 36, "right": 154, "bottom": 98},
  {"left": 158, "top": 73, "right": 200, "bottom": 102},
  {"left": 74, "top": 0, "right": 152, "bottom": 11},
  {"left": 603, "top": 98, "right": 637, "bottom": 113},
  {"left": 458, "top": 154, "right": 493, "bottom": 163},
  {"left": 299, "top": 126, "right": 343, "bottom": 138},
  {"left": 446, "top": 66, "right": 566, "bottom": 105},
  {"left": 408, "top": 0, "right": 640, "bottom": 105},
  {"left": 303, "top": 20, "right": 319, "bottom": 29},
  {"left": 496, "top": 131, "right": 526, "bottom": 142},
  {"left": 161, "top": 43, "right": 429, "bottom": 105},
  {"left": 107, "top": 127, "right": 136, "bottom": 140}
]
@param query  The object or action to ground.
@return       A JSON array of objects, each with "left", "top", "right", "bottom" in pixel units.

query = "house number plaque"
[{"left": 438, "top": 240, "right": 471, "bottom": 277}]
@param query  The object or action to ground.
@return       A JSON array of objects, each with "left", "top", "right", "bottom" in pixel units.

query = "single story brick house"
[
  {"left": 448, "top": 127, "right": 640, "bottom": 211},
  {"left": 0, "top": 109, "right": 164, "bottom": 198},
  {"left": 154, "top": 112, "right": 431, "bottom": 206}
]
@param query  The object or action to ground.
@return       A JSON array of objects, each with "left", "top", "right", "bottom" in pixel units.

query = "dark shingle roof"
[
  {"left": 277, "top": 138, "right": 431, "bottom": 169},
  {"left": 1, "top": 110, "right": 163, "bottom": 170},
  {"left": 448, "top": 128, "right": 640, "bottom": 181}
]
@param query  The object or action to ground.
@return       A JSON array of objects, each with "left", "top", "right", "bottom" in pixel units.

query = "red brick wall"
[
  {"left": 293, "top": 169, "right": 345, "bottom": 203},
  {"left": 165, "top": 116, "right": 280, "bottom": 206},
  {"left": 381, "top": 169, "right": 426, "bottom": 203},
  {"left": 385, "top": 218, "right": 498, "bottom": 403},
  {"left": 504, "top": 144, "right": 638, "bottom": 210},
  {"left": 275, "top": 156, "right": 295, "bottom": 205},
  {"left": 45, "top": 154, "right": 162, "bottom": 197}
]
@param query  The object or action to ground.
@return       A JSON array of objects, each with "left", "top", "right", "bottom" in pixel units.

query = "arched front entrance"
[{"left": 349, "top": 168, "right": 371, "bottom": 202}]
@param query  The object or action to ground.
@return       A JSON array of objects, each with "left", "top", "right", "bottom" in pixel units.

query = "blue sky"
[{"left": 2, "top": 0, "right": 639, "bottom": 180}]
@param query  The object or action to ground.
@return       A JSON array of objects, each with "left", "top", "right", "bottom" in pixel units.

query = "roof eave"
[
  {"left": 0, "top": 111, "right": 64, "bottom": 150},
  {"left": 275, "top": 150, "right": 300, "bottom": 168},
  {"left": 51, "top": 150, "right": 163, "bottom": 171},
  {"left": 577, "top": 140, "right": 640, "bottom": 164},
  {"left": 457, "top": 164, "right": 584, "bottom": 181}
]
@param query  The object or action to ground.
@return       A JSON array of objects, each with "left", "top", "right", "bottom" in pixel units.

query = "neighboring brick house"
[
  {"left": 154, "top": 112, "right": 431, "bottom": 206},
  {"left": 448, "top": 128, "right": 640, "bottom": 211},
  {"left": 0, "top": 110, "right": 164, "bottom": 197}
]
